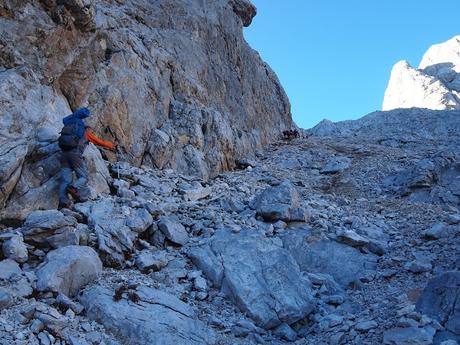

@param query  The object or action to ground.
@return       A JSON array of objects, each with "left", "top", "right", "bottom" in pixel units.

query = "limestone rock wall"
[
  {"left": 383, "top": 35, "right": 460, "bottom": 111},
  {"left": 0, "top": 0, "right": 293, "bottom": 221}
]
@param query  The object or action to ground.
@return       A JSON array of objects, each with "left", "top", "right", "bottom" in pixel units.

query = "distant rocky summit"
[
  {"left": 0, "top": 0, "right": 292, "bottom": 220},
  {"left": 383, "top": 35, "right": 460, "bottom": 111}
]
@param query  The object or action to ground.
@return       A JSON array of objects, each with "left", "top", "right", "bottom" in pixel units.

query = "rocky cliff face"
[
  {"left": 383, "top": 35, "right": 460, "bottom": 111},
  {"left": 0, "top": 0, "right": 292, "bottom": 221}
]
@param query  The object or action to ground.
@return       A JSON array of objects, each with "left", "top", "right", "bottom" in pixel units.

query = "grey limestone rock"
[
  {"left": 80, "top": 285, "right": 216, "bottom": 345},
  {"left": 416, "top": 271, "right": 460, "bottom": 336},
  {"left": 0, "top": 259, "right": 34, "bottom": 300},
  {"left": 282, "top": 229, "right": 377, "bottom": 288},
  {"left": 0, "top": 0, "right": 292, "bottom": 219},
  {"left": 21, "top": 210, "right": 79, "bottom": 248},
  {"left": 158, "top": 216, "right": 189, "bottom": 246},
  {"left": 125, "top": 208, "right": 154, "bottom": 233},
  {"left": 320, "top": 156, "right": 351, "bottom": 174},
  {"left": 355, "top": 320, "right": 378, "bottom": 332},
  {"left": 135, "top": 250, "right": 168, "bottom": 272},
  {"left": 383, "top": 327, "right": 435, "bottom": 345},
  {"left": 405, "top": 260, "right": 433, "bottom": 274},
  {"left": 2, "top": 235, "right": 28, "bottom": 263},
  {"left": 194, "top": 228, "right": 315, "bottom": 329},
  {"left": 336, "top": 229, "right": 370, "bottom": 247},
  {"left": 36, "top": 245, "right": 102, "bottom": 297},
  {"left": 252, "top": 181, "right": 308, "bottom": 222},
  {"left": 84, "top": 198, "right": 143, "bottom": 267},
  {"left": 423, "top": 223, "right": 450, "bottom": 240},
  {"left": 0, "top": 259, "right": 22, "bottom": 281},
  {"left": 273, "top": 323, "right": 298, "bottom": 341},
  {"left": 188, "top": 245, "right": 224, "bottom": 288},
  {"left": 0, "top": 288, "right": 13, "bottom": 310},
  {"left": 82, "top": 143, "right": 111, "bottom": 198}
]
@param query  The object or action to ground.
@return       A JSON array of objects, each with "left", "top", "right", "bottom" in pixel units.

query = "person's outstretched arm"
[{"left": 85, "top": 128, "right": 115, "bottom": 150}]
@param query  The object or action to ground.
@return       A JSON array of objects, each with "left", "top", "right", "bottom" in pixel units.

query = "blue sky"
[{"left": 244, "top": 0, "right": 460, "bottom": 129}]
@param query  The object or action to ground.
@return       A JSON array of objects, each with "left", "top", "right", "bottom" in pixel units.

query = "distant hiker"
[
  {"left": 58, "top": 107, "right": 115, "bottom": 209},
  {"left": 282, "top": 129, "right": 300, "bottom": 139}
]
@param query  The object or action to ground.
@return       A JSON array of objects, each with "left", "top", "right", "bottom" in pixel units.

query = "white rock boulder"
[{"left": 36, "top": 246, "right": 102, "bottom": 297}]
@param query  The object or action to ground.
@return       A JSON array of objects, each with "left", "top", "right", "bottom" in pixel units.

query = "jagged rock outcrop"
[
  {"left": 383, "top": 35, "right": 460, "bottom": 111},
  {"left": 0, "top": 0, "right": 292, "bottom": 222}
]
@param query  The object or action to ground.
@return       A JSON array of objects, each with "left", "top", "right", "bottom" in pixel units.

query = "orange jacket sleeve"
[{"left": 85, "top": 129, "right": 115, "bottom": 150}]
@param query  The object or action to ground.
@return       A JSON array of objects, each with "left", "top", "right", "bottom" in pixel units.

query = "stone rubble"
[{"left": 0, "top": 106, "right": 458, "bottom": 345}]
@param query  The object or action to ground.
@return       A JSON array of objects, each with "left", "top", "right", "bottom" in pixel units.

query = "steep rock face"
[
  {"left": 383, "top": 35, "right": 460, "bottom": 111},
  {"left": 0, "top": 0, "right": 292, "bottom": 221}
]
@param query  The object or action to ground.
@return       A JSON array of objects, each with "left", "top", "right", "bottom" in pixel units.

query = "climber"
[{"left": 57, "top": 107, "right": 115, "bottom": 209}]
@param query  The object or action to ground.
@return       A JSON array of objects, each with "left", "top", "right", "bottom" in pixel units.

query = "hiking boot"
[
  {"left": 58, "top": 201, "right": 73, "bottom": 210},
  {"left": 67, "top": 186, "right": 82, "bottom": 202}
]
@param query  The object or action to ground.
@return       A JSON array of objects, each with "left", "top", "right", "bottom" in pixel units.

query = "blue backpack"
[{"left": 58, "top": 108, "right": 90, "bottom": 151}]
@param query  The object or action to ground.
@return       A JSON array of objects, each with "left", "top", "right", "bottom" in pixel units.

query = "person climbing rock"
[{"left": 58, "top": 107, "right": 115, "bottom": 209}]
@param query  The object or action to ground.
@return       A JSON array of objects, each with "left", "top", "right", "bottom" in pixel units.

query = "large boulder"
[
  {"left": 251, "top": 181, "right": 308, "bottom": 222},
  {"left": 0, "top": 0, "right": 293, "bottom": 219},
  {"left": 36, "top": 245, "right": 102, "bottom": 297},
  {"left": 281, "top": 229, "right": 377, "bottom": 288},
  {"left": 80, "top": 285, "right": 216, "bottom": 345},
  {"left": 416, "top": 271, "right": 460, "bottom": 337},
  {"left": 190, "top": 228, "right": 315, "bottom": 329},
  {"left": 20, "top": 210, "right": 81, "bottom": 249}
]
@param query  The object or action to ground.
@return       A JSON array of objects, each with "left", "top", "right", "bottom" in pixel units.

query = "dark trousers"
[{"left": 59, "top": 148, "right": 90, "bottom": 205}]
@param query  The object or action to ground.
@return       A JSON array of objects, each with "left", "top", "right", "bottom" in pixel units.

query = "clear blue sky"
[{"left": 244, "top": 0, "right": 460, "bottom": 129}]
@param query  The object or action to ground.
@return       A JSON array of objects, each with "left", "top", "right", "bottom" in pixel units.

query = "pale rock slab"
[
  {"left": 36, "top": 245, "right": 102, "bottom": 297},
  {"left": 80, "top": 285, "right": 216, "bottom": 345}
]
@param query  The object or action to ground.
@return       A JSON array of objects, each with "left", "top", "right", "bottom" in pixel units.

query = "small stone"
[
  {"left": 195, "top": 292, "right": 208, "bottom": 301},
  {"left": 405, "top": 261, "right": 432, "bottom": 273},
  {"left": 158, "top": 216, "right": 189, "bottom": 245},
  {"left": 273, "top": 220, "right": 287, "bottom": 230},
  {"left": 30, "top": 319, "right": 44, "bottom": 334},
  {"left": 0, "top": 259, "right": 22, "bottom": 280},
  {"left": 324, "top": 294, "right": 345, "bottom": 305},
  {"left": 447, "top": 214, "right": 460, "bottom": 224},
  {"left": 381, "top": 269, "right": 398, "bottom": 278},
  {"left": 397, "top": 317, "right": 419, "bottom": 328},
  {"left": 56, "top": 294, "right": 85, "bottom": 315},
  {"left": 320, "top": 157, "right": 351, "bottom": 174},
  {"left": 383, "top": 327, "right": 434, "bottom": 345},
  {"left": 423, "top": 223, "right": 448, "bottom": 240},
  {"left": 355, "top": 320, "right": 378, "bottom": 332},
  {"left": 135, "top": 250, "right": 168, "bottom": 272},
  {"left": 194, "top": 276, "right": 207, "bottom": 292},
  {"left": 2, "top": 235, "right": 28, "bottom": 263},
  {"left": 273, "top": 323, "right": 297, "bottom": 341},
  {"left": 37, "top": 332, "right": 51, "bottom": 345},
  {"left": 65, "top": 308, "right": 75, "bottom": 318},
  {"left": 336, "top": 229, "right": 369, "bottom": 247},
  {"left": 0, "top": 288, "right": 14, "bottom": 309},
  {"left": 440, "top": 340, "right": 458, "bottom": 345},
  {"left": 80, "top": 322, "right": 92, "bottom": 332}
]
